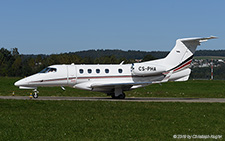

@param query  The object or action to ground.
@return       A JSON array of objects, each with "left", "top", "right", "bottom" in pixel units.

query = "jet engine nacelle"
[{"left": 132, "top": 63, "right": 166, "bottom": 76}]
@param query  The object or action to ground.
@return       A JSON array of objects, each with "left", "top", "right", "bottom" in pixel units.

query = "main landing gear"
[
  {"left": 111, "top": 92, "right": 126, "bottom": 99},
  {"left": 33, "top": 89, "right": 39, "bottom": 99},
  {"left": 111, "top": 88, "right": 126, "bottom": 99}
]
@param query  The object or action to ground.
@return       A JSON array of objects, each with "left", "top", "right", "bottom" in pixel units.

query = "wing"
[
  {"left": 74, "top": 80, "right": 154, "bottom": 93},
  {"left": 74, "top": 73, "right": 171, "bottom": 93},
  {"left": 91, "top": 81, "right": 154, "bottom": 92},
  {"left": 91, "top": 81, "right": 153, "bottom": 87}
]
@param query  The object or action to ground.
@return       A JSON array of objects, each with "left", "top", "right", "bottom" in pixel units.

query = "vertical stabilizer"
[{"left": 164, "top": 36, "right": 217, "bottom": 70}]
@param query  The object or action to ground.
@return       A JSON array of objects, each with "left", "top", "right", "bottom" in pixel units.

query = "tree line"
[
  {"left": 1, "top": 47, "right": 225, "bottom": 79},
  {"left": 0, "top": 48, "right": 156, "bottom": 77},
  {"left": 70, "top": 49, "right": 225, "bottom": 59},
  {"left": 21, "top": 49, "right": 225, "bottom": 61}
]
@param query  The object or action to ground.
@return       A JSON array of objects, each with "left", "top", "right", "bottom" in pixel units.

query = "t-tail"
[
  {"left": 165, "top": 36, "right": 217, "bottom": 81},
  {"left": 148, "top": 36, "right": 217, "bottom": 82},
  {"left": 164, "top": 36, "right": 217, "bottom": 70}
]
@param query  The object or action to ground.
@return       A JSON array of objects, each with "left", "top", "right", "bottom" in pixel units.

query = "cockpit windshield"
[{"left": 39, "top": 67, "right": 57, "bottom": 73}]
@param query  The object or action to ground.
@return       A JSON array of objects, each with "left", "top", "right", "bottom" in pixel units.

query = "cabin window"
[
  {"left": 105, "top": 69, "right": 109, "bottom": 73},
  {"left": 118, "top": 68, "right": 123, "bottom": 73},
  {"left": 39, "top": 67, "right": 57, "bottom": 73},
  {"left": 88, "top": 69, "right": 92, "bottom": 74},
  {"left": 96, "top": 69, "right": 100, "bottom": 73},
  {"left": 79, "top": 69, "right": 84, "bottom": 74}
]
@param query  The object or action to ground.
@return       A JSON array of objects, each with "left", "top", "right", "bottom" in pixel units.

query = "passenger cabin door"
[{"left": 67, "top": 65, "right": 77, "bottom": 86}]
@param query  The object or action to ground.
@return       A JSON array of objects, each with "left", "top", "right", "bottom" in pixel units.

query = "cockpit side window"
[
  {"left": 48, "top": 68, "right": 57, "bottom": 72},
  {"left": 39, "top": 67, "right": 57, "bottom": 73}
]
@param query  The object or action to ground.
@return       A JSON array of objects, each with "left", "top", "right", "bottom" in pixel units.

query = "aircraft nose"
[{"left": 14, "top": 79, "right": 27, "bottom": 87}]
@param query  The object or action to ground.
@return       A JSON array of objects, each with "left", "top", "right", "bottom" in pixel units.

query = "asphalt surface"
[{"left": 1, "top": 96, "right": 225, "bottom": 103}]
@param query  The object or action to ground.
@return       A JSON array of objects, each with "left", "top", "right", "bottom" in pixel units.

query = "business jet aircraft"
[{"left": 14, "top": 36, "right": 216, "bottom": 99}]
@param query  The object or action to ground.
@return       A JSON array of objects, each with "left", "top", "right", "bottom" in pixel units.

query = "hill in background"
[
  {"left": 70, "top": 49, "right": 225, "bottom": 60},
  {"left": 24, "top": 49, "right": 225, "bottom": 60}
]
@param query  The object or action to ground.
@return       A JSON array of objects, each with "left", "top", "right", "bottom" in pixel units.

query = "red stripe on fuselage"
[
  {"left": 30, "top": 75, "right": 133, "bottom": 83},
  {"left": 174, "top": 59, "right": 192, "bottom": 72}
]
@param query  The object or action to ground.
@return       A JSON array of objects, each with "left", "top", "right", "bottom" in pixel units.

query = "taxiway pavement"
[{"left": 1, "top": 96, "right": 225, "bottom": 103}]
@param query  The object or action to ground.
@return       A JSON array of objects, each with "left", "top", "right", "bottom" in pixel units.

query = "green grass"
[
  {"left": 1, "top": 77, "right": 225, "bottom": 140},
  {"left": 0, "top": 100, "right": 224, "bottom": 140},
  {"left": 1, "top": 77, "right": 225, "bottom": 98},
  {"left": 127, "top": 80, "right": 225, "bottom": 98}
]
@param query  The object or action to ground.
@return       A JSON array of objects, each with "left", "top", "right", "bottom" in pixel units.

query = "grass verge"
[
  {"left": 0, "top": 99, "right": 224, "bottom": 140},
  {"left": 1, "top": 77, "right": 225, "bottom": 98}
]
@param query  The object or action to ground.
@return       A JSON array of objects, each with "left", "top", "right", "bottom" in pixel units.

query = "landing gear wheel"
[
  {"left": 33, "top": 89, "right": 39, "bottom": 99},
  {"left": 33, "top": 92, "right": 38, "bottom": 99},
  {"left": 118, "top": 93, "right": 125, "bottom": 99},
  {"left": 111, "top": 95, "right": 116, "bottom": 99}
]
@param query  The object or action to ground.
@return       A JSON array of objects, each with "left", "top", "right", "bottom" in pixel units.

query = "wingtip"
[{"left": 210, "top": 36, "right": 218, "bottom": 39}]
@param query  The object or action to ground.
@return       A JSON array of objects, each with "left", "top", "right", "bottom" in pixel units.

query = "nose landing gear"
[{"left": 33, "top": 89, "right": 39, "bottom": 99}]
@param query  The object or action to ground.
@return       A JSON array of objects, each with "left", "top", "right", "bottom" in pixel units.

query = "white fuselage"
[{"left": 15, "top": 63, "right": 166, "bottom": 92}]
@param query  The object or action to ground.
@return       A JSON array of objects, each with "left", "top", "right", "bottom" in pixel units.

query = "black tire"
[
  {"left": 33, "top": 93, "right": 38, "bottom": 99},
  {"left": 111, "top": 94, "right": 116, "bottom": 99},
  {"left": 118, "top": 93, "right": 125, "bottom": 99}
]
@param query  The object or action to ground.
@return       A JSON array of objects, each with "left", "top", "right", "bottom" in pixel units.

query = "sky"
[{"left": 0, "top": 0, "right": 224, "bottom": 54}]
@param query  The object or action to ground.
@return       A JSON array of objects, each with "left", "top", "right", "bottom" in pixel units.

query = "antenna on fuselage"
[{"left": 120, "top": 61, "right": 124, "bottom": 65}]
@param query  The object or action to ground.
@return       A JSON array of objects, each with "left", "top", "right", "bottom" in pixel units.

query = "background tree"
[{"left": 142, "top": 54, "right": 156, "bottom": 62}]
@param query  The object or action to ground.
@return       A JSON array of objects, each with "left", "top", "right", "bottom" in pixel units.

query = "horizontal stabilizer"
[{"left": 180, "top": 36, "right": 217, "bottom": 43}]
